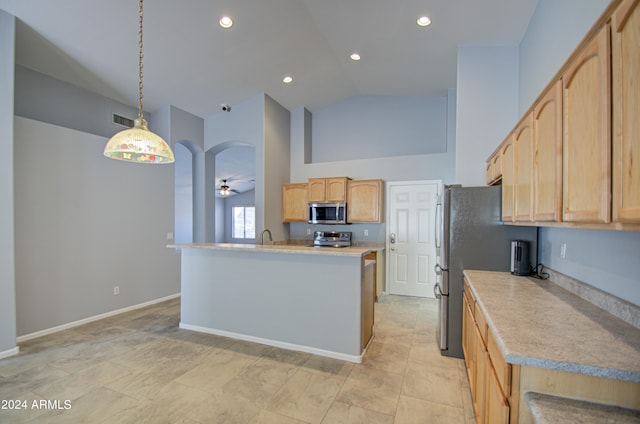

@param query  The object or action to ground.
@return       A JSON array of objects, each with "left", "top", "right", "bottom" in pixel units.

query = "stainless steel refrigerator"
[{"left": 434, "top": 185, "right": 537, "bottom": 358}]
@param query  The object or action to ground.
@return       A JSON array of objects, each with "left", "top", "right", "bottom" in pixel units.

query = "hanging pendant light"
[{"left": 103, "top": 0, "right": 174, "bottom": 164}]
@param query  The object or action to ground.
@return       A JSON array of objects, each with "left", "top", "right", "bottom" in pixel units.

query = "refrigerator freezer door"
[{"left": 437, "top": 292, "right": 448, "bottom": 350}]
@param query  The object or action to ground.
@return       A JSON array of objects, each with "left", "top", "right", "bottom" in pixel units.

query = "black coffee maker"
[{"left": 510, "top": 240, "right": 531, "bottom": 276}]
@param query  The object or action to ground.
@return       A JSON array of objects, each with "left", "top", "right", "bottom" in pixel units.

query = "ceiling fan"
[{"left": 218, "top": 179, "right": 239, "bottom": 196}]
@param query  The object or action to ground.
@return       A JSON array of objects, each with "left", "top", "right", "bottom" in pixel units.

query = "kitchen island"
[{"left": 168, "top": 243, "right": 376, "bottom": 362}]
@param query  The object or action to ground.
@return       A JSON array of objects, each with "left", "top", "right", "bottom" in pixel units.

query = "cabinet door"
[
  {"left": 612, "top": 0, "right": 640, "bottom": 222},
  {"left": 282, "top": 184, "right": 308, "bottom": 222},
  {"left": 562, "top": 25, "right": 611, "bottom": 223},
  {"left": 347, "top": 180, "right": 383, "bottom": 223},
  {"left": 534, "top": 79, "right": 563, "bottom": 222},
  {"left": 326, "top": 177, "right": 348, "bottom": 202},
  {"left": 514, "top": 114, "right": 534, "bottom": 222},
  {"left": 308, "top": 179, "right": 326, "bottom": 203},
  {"left": 474, "top": 323, "right": 489, "bottom": 424},
  {"left": 501, "top": 139, "right": 515, "bottom": 222},
  {"left": 486, "top": 363, "right": 510, "bottom": 424}
]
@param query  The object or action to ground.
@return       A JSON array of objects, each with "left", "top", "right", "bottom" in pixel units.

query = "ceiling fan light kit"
[{"left": 103, "top": 0, "right": 174, "bottom": 164}]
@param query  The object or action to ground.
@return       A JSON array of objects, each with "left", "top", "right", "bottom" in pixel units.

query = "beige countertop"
[
  {"left": 463, "top": 270, "right": 640, "bottom": 383},
  {"left": 168, "top": 242, "right": 374, "bottom": 257}
]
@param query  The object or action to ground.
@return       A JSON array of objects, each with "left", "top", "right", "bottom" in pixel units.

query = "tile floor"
[{"left": 0, "top": 295, "right": 476, "bottom": 424}]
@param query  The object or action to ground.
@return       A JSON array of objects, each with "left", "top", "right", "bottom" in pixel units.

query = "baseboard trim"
[
  {"left": 0, "top": 346, "right": 20, "bottom": 360},
  {"left": 179, "top": 322, "right": 363, "bottom": 364},
  {"left": 17, "top": 293, "right": 181, "bottom": 343}
]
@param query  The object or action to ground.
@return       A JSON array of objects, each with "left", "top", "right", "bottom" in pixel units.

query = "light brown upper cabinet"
[
  {"left": 533, "top": 80, "right": 563, "bottom": 222},
  {"left": 612, "top": 0, "right": 640, "bottom": 223},
  {"left": 347, "top": 179, "right": 384, "bottom": 223},
  {"left": 513, "top": 114, "right": 534, "bottom": 222},
  {"left": 308, "top": 177, "right": 350, "bottom": 203},
  {"left": 282, "top": 183, "right": 308, "bottom": 222},
  {"left": 562, "top": 24, "right": 611, "bottom": 223},
  {"left": 486, "top": 150, "right": 502, "bottom": 186},
  {"left": 501, "top": 138, "right": 515, "bottom": 222}
]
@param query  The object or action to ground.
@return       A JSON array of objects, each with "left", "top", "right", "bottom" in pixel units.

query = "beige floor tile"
[
  {"left": 173, "top": 351, "right": 256, "bottom": 393},
  {"left": 220, "top": 375, "right": 281, "bottom": 409},
  {"left": 106, "top": 357, "right": 197, "bottom": 400},
  {"left": 0, "top": 295, "right": 473, "bottom": 424},
  {"left": 184, "top": 388, "right": 262, "bottom": 424},
  {"left": 408, "top": 335, "right": 463, "bottom": 370},
  {"left": 402, "top": 361, "right": 464, "bottom": 409},
  {"left": 321, "top": 401, "right": 394, "bottom": 424},
  {"left": 266, "top": 369, "right": 344, "bottom": 423},
  {"left": 32, "top": 360, "right": 133, "bottom": 401},
  {"left": 249, "top": 409, "right": 308, "bottom": 424},
  {"left": 335, "top": 366, "right": 403, "bottom": 416},
  {"left": 0, "top": 363, "right": 69, "bottom": 399},
  {"left": 301, "top": 355, "right": 354, "bottom": 380},
  {"left": 360, "top": 339, "right": 410, "bottom": 375},
  {"left": 239, "top": 356, "right": 300, "bottom": 387},
  {"left": 101, "top": 381, "right": 209, "bottom": 424},
  {"left": 394, "top": 395, "right": 466, "bottom": 424},
  {"left": 26, "top": 387, "right": 139, "bottom": 424}
]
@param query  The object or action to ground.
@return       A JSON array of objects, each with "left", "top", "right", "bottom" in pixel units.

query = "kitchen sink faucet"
[{"left": 260, "top": 229, "right": 272, "bottom": 245}]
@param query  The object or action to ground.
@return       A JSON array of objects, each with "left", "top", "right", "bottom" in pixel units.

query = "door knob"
[{"left": 390, "top": 247, "right": 396, "bottom": 251}]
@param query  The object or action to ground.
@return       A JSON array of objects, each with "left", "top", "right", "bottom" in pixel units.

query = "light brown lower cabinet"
[
  {"left": 464, "top": 278, "right": 640, "bottom": 424},
  {"left": 487, "top": 363, "right": 510, "bottom": 424},
  {"left": 361, "top": 260, "right": 375, "bottom": 350}
]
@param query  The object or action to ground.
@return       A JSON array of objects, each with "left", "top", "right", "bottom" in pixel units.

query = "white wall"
[
  {"left": 13, "top": 117, "right": 181, "bottom": 336},
  {"left": 0, "top": 10, "right": 17, "bottom": 355},
  {"left": 518, "top": 0, "right": 640, "bottom": 306},
  {"left": 455, "top": 45, "right": 519, "bottom": 186}
]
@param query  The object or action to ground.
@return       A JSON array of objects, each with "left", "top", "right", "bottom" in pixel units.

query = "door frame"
[{"left": 384, "top": 179, "right": 442, "bottom": 296}]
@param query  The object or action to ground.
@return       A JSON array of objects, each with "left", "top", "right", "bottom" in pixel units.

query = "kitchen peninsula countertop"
[
  {"left": 168, "top": 242, "right": 374, "bottom": 257},
  {"left": 463, "top": 270, "right": 640, "bottom": 383}
]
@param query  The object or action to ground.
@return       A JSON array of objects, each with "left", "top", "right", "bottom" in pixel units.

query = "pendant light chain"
[
  {"left": 103, "top": 0, "right": 175, "bottom": 163},
  {"left": 137, "top": 0, "right": 144, "bottom": 119}
]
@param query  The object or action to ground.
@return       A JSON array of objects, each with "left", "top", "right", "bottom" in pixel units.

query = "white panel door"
[{"left": 388, "top": 182, "right": 439, "bottom": 298}]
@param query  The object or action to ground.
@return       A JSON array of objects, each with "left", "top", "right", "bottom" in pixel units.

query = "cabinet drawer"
[
  {"left": 475, "top": 306, "right": 488, "bottom": 345},
  {"left": 487, "top": 330, "right": 511, "bottom": 397}
]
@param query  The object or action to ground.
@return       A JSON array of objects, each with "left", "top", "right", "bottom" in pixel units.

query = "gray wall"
[
  {"left": 13, "top": 117, "right": 181, "bottom": 336},
  {"left": 0, "top": 10, "right": 17, "bottom": 355},
  {"left": 311, "top": 95, "right": 447, "bottom": 163},
  {"left": 518, "top": 0, "right": 611, "bottom": 114},
  {"left": 290, "top": 89, "right": 456, "bottom": 184},
  {"left": 517, "top": 0, "right": 640, "bottom": 306},
  {"left": 455, "top": 45, "right": 519, "bottom": 186},
  {"left": 15, "top": 65, "right": 140, "bottom": 139}
]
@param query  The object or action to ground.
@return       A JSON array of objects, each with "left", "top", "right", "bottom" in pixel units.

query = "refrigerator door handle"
[{"left": 434, "top": 200, "right": 442, "bottom": 251}]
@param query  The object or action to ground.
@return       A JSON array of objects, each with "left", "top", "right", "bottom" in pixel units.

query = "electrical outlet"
[
  {"left": 560, "top": 243, "right": 567, "bottom": 259},
  {"left": 307, "top": 228, "right": 311, "bottom": 235},
  {"left": 166, "top": 232, "right": 174, "bottom": 240},
  {"left": 364, "top": 229, "right": 369, "bottom": 236},
  {"left": 113, "top": 286, "right": 120, "bottom": 296}
]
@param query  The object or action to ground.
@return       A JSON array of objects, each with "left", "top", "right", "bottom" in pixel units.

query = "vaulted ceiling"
[{"left": 1, "top": 0, "right": 538, "bottom": 196}]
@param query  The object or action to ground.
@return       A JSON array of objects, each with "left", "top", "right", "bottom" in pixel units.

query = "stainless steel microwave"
[{"left": 308, "top": 202, "right": 347, "bottom": 224}]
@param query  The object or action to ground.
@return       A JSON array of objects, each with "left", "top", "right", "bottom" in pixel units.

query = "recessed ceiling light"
[
  {"left": 417, "top": 16, "right": 432, "bottom": 27},
  {"left": 219, "top": 16, "right": 233, "bottom": 28},
  {"left": 283, "top": 75, "right": 293, "bottom": 84},
  {"left": 350, "top": 52, "right": 361, "bottom": 61}
]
